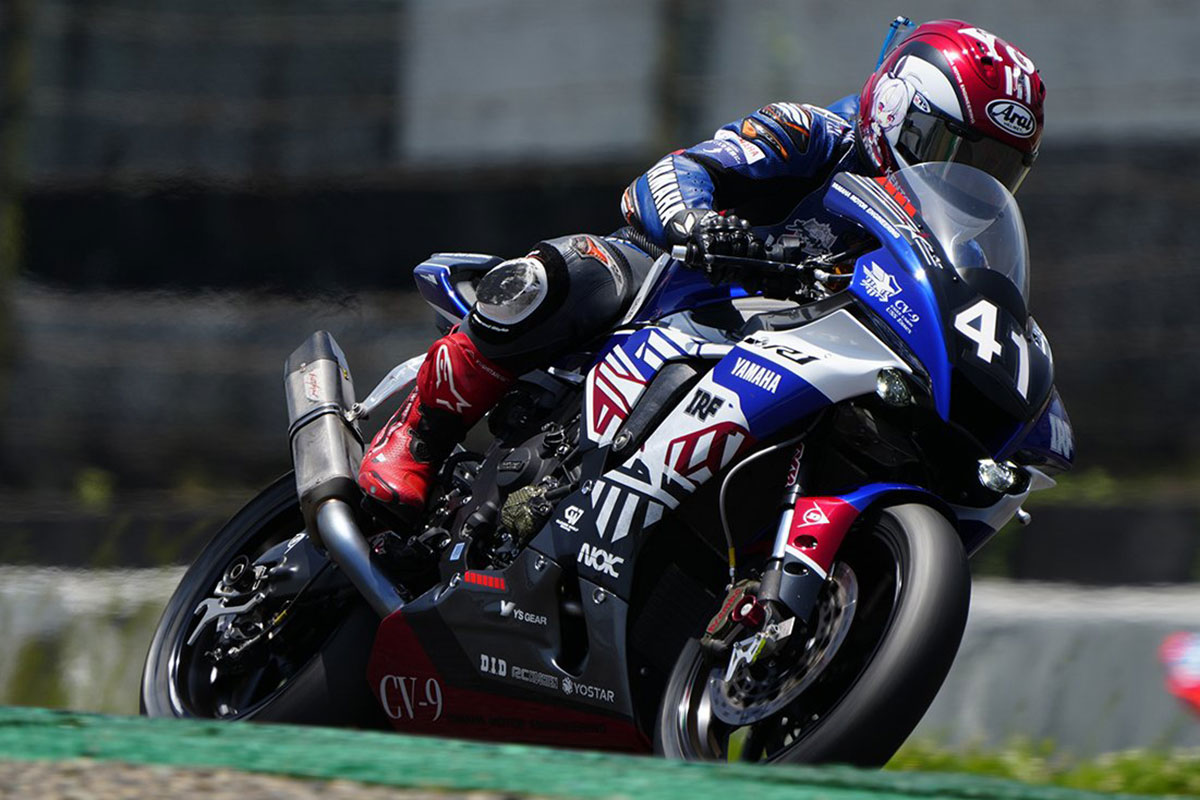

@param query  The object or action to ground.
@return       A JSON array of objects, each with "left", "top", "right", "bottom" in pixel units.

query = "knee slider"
[{"left": 473, "top": 256, "right": 549, "bottom": 327}]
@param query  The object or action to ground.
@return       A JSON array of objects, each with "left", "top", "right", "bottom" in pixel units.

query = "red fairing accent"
[
  {"left": 462, "top": 571, "right": 506, "bottom": 591},
  {"left": 589, "top": 352, "right": 648, "bottom": 440},
  {"left": 785, "top": 497, "right": 860, "bottom": 575},
  {"left": 367, "top": 611, "right": 649, "bottom": 751},
  {"left": 418, "top": 331, "right": 513, "bottom": 420},
  {"left": 666, "top": 421, "right": 754, "bottom": 482}
]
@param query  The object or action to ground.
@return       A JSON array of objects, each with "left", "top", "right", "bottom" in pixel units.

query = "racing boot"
[{"left": 358, "top": 330, "right": 513, "bottom": 526}]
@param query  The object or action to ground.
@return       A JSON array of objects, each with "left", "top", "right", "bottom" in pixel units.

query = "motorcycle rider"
[{"left": 357, "top": 19, "right": 1046, "bottom": 524}]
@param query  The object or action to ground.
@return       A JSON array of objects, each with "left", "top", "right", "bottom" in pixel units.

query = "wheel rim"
[
  {"left": 668, "top": 520, "right": 906, "bottom": 762},
  {"left": 164, "top": 503, "right": 353, "bottom": 720},
  {"left": 708, "top": 562, "right": 858, "bottom": 726}
]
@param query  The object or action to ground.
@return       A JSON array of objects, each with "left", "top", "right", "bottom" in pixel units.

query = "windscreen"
[{"left": 893, "top": 162, "right": 1031, "bottom": 303}]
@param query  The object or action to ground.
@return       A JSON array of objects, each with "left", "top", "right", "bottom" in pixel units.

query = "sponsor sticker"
[
  {"left": 512, "top": 665, "right": 559, "bottom": 690},
  {"left": 500, "top": 600, "right": 548, "bottom": 626},
  {"left": 302, "top": 368, "right": 322, "bottom": 403},
  {"left": 797, "top": 502, "right": 830, "bottom": 527},
  {"left": 684, "top": 388, "right": 726, "bottom": 420},
  {"left": 378, "top": 675, "right": 444, "bottom": 722},
  {"left": 561, "top": 675, "right": 616, "bottom": 704},
  {"left": 861, "top": 262, "right": 903, "bottom": 303},
  {"left": 556, "top": 505, "right": 586, "bottom": 533},
  {"left": 986, "top": 99, "right": 1036, "bottom": 138},
  {"left": 578, "top": 542, "right": 624, "bottom": 578},
  {"left": 730, "top": 356, "right": 781, "bottom": 393},
  {"left": 886, "top": 298, "right": 921, "bottom": 334}
]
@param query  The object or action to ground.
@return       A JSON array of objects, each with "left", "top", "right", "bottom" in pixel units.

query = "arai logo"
[{"left": 986, "top": 99, "right": 1036, "bottom": 138}]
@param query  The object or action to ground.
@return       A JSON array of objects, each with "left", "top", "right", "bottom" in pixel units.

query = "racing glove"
[{"left": 674, "top": 211, "right": 765, "bottom": 284}]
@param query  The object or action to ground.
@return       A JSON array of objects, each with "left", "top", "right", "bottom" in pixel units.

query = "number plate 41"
[{"left": 953, "top": 298, "right": 1048, "bottom": 402}]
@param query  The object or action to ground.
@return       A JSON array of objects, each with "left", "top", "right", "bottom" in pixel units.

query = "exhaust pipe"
[{"left": 284, "top": 331, "right": 403, "bottom": 618}]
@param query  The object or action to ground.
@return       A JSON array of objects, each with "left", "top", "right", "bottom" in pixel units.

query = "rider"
[{"left": 357, "top": 19, "right": 1046, "bottom": 523}]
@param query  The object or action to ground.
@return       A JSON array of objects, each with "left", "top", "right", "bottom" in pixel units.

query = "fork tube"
[{"left": 760, "top": 446, "right": 805, "bottom": 605}]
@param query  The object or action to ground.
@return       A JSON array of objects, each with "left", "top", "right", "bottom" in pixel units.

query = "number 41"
[{"left": 953, "top": 299, "right": 1029, "bottom": 399}]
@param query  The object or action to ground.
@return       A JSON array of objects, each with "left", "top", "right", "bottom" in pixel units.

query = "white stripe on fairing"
[
  {"left": 690, "top": 430, "right": 716, "bottom": 470},
  {"left": 596, "top": 366, "right": 629, "bottom": 409},
  {"left": 783, "top": 545, "right": 829, "bottom": 580},
  {"left": 596, "top": 483, "right": 622, "bottom": 536},
  {"left": 721, "top": 431, "right": 746, "bottom": 465},
  {"left": 589, "top": 479, "right": 607, "bottom": 509},
  {"left": 611, "top": 345, "right": 643, "bottom": 381},
  {"left": 611, "top": 494, "right": 640, "bottom": 544},
  {"left": 606, "top": 468, "right": 680, "bottom": 509}
]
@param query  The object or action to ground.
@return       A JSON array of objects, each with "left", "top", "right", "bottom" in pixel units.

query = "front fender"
[{"left": 775, "top": 482, "right": 950, "bottom": 621}]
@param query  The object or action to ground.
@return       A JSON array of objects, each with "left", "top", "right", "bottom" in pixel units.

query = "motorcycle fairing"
[
  {"left": 847, "top": 251, "right": 952, "bottom": 418},
  {"left": 583, "top": 326, "right": 703, "bottom": 447},
  {"left": 1004, "top": 387, "right": 1075, "bottom": 472},
  {"left": 366, "top": 545, "right": 648, "bottom": 750},
  {"left": 827, "top": 173, "right": 955, "bottom": 418},
  {"left": 413, "top": 253, "right": 502, "bottom": 326},
  {"left": 630, "top": 256, "right": 750, "bottom": 324},
  {"left": 775, "top": 482, "right": 939, "bottom": 619},
  {"left": 535, "top": 308, "right": 911, "bottom": 602},
  {"left": 826, "top": 171, "right": 1056, "bottom": 455},
  {"left": 711, "top": 309, "right": 912, "bottom": 438}
]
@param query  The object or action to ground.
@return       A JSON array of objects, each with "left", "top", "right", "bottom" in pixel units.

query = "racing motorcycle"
[{"left": 141, "top": 162, "right": 1075, "bottom": 766}]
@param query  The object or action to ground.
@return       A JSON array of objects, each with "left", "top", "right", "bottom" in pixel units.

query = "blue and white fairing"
[{"left": 556, "top": 163, "right": 1073, "bottom": 597}]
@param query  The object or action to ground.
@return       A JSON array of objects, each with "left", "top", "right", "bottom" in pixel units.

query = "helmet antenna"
[{"left": 875, "top": 16, "right": 915, "bottom": 69}]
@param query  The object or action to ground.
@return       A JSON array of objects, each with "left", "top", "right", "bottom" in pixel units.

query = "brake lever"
[{"left": 668, "top": 244, "right": 807, "bottom": 276}]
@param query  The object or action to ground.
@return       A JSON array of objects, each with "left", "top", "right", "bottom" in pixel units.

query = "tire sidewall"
[
  {"left": 139, "top": 474, "right": 387, "bottom": 728},
  {"left": 656, "top": 502, "right": 970, "bottom": 766}
]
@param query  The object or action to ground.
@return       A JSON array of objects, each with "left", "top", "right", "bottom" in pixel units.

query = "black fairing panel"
[{"left": 926, "top": 262, "right": 1053, "bottom": 454}]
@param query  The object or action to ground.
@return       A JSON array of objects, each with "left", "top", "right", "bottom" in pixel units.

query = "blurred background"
[{"left": 0, "top": 0, "right": 1198, "bottom": 760}]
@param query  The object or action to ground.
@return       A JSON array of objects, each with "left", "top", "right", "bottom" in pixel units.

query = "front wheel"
[
  {"left": 656, "top": 503, "right": 969, "bottom": 766},
  {"left": 140, "top": 473, "right": 388, "bottom": 728}
]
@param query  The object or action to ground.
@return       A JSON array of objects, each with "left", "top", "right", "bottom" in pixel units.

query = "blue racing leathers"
[
  {"left": 454, "top": 102, "right": 871, "bottom": 373},
  {"left": 622, "top": 101, "right": 871, "bottom": 260}
]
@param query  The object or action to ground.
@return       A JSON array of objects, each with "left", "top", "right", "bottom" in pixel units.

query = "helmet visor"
[{"left": 896, "top": 108, "right": 1034, "bottom": 193}]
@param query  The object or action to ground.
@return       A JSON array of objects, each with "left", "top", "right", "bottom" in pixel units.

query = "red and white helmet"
[{"left": 857, "top": 20, "right": 1045, "bottom": 193}]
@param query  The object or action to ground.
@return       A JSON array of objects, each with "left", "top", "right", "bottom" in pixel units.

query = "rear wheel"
[
  {"left": 140, "top": 473, "right": 388, "bottom": 728},
  {"left": 656, "top": 503, "right": 969, "bottom": 766}
]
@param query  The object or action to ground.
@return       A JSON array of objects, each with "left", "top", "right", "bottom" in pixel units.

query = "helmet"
[{"left": 857, "top": 20, "right": 1045, "bottom": 193}]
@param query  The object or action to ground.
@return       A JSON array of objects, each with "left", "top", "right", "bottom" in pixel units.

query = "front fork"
[
  {"left": 705, "top": 444, "right": 859, "bottom": 669},
  {"left": 757, "top": 445, "right": 854, "bottom": 624}
]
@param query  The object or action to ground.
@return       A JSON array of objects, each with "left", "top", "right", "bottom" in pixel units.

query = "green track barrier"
[{"left": 0, "top": 707, "right": 1163, "bottom": 800}]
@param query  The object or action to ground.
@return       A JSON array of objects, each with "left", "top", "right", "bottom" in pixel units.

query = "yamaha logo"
[
  {"left": 561, "top": 676, "right": 574, "bottom": 695},
  {"left": 986, "top": 99, "right": 1036, "bottom": 138}
]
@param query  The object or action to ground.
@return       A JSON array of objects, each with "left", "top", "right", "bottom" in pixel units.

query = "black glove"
[{"left": 678, "top": 213, "right": 765, "bottom": 283}]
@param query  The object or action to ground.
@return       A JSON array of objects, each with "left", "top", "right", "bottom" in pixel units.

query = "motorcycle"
[{"left": 141, "top": 161, "right": 1074, "bottom": 766}]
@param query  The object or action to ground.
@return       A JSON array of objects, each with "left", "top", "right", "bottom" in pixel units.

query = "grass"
[{"left": 888, "top": 739, "right": 1200, "bottom": 796}]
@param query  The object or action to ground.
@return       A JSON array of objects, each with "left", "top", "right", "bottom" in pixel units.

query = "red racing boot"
[{"left": 358, "top": 331, "right": 513, "bottom": 524}]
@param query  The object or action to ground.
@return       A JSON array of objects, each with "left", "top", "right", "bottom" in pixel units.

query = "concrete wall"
[{"left": 3, "top": 568, "right": 1197, "bottom": 757}]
